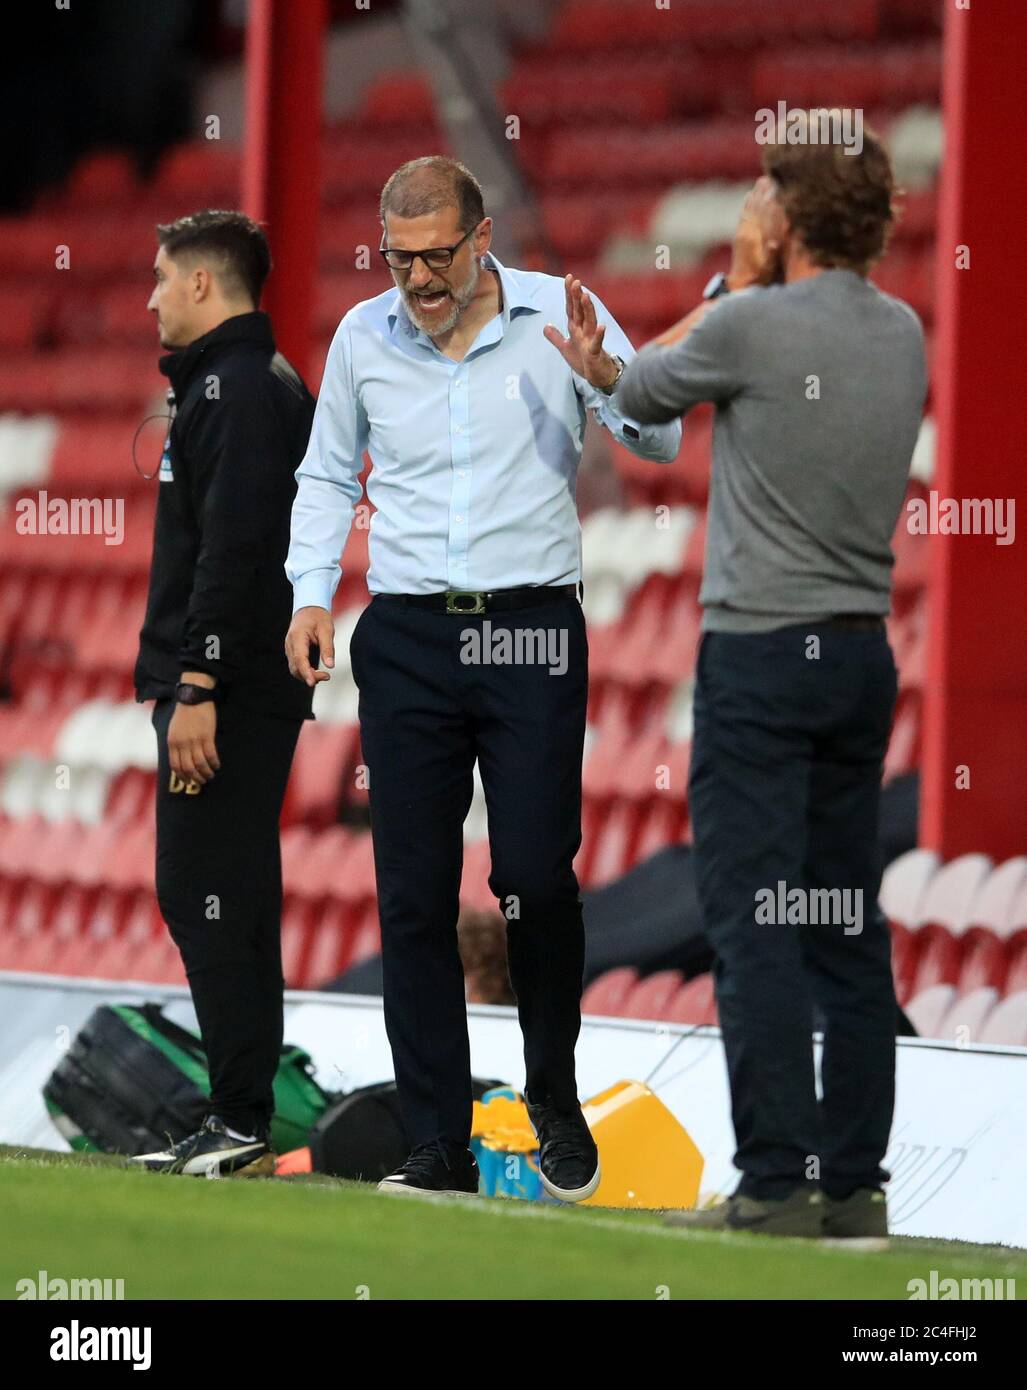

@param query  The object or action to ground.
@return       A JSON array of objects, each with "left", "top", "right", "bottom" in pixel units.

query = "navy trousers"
[
  {"left": 350, "top": 594, "right": 589, "bottom": 1149},
  {"left": 688, "top": 623, "right": 899, "bottom": 1201}
]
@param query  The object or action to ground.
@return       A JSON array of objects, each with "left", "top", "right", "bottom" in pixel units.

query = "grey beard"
[{"left": 406, "top": 257, "right": 480, "bottom": 335}]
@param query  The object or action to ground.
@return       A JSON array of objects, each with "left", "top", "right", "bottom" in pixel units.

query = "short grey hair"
[{"left": 379, "top": 156, "right": 485, "bottom": 234}]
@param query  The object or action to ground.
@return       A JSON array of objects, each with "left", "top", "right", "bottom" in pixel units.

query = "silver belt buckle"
[{"left": 445, "top": 590, "right": 486, "bottom": 615}]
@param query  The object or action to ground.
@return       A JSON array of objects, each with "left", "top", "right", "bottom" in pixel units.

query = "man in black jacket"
[{"left": 131, "top": 210, "right": 315, "bottom": 1177}]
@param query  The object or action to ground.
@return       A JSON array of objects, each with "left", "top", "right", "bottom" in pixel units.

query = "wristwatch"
[
  {"left": 175, "top": 681, "right": 218, "bottom": 706},
  {"left": 702, "top": 271, "right": 731, "bottom": 301},
  {"left": 597, "top": 354, "right": 626, "bottom": 395}
]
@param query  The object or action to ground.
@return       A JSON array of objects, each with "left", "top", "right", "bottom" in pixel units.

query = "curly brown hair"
[
  {"left": 457, "top": 907, "right": 515, "bottom": 1006},
  {"left": 761, "top": 127, "right": 897, "bottom": 274}
]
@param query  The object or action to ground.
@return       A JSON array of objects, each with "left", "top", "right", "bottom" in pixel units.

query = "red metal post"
[
  {"left": 241, "top": 0, "right": 327, "bottom": 380},
  {"left": 920, "top": 0, "right": 1027, "bottom": 859}
]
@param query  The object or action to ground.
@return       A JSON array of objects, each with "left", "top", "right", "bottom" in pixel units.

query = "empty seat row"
[
  {"left": 882, "top": 851, "right": 1027, "bottom": 938},
  {"left": 581, "top": 967, "right": 718, "bottom": 1027}
]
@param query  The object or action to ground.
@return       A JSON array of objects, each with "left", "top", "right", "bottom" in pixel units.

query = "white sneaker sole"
[
  {"left": 821, "top": 1234, "right": 891, "bottom": 1253},
  {"left": 132, "top": 1142, "right": 269, "bottom": 1177},
  {"left": 376, "top": 1179, "right": 480, "bottom": 1200},
  {"left": 539, "top": 1161, "right": 602, "bottom": 1204}
]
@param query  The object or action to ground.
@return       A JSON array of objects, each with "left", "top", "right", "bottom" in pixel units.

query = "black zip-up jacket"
[{"left": 134, "top": 311, "right": 315, "bottom": 720}]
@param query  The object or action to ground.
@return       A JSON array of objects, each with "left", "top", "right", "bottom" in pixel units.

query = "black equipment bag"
[{"left": 309, "top": 1077, "right": 506, "bottom": 1180}]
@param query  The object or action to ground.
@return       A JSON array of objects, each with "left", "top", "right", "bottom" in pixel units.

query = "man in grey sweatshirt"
[{"left": 616, "top": 132, "right": 927, "bottom": 1240}]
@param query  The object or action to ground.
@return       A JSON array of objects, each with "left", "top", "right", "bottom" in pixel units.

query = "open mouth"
[{"left": 412, "top": 289, "right": 450, "bottom": 313}]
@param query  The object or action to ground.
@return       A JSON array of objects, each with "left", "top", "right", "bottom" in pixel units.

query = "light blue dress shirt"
[{"left": 286, "top": 252, "right": 682, "bottom": 610}]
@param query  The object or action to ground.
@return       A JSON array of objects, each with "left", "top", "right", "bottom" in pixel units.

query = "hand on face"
[{"left": 729, "top": 176, "right": 788, "bottom": 290}]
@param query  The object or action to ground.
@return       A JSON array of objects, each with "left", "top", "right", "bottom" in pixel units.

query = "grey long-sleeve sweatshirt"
[{"left": 617, "top": 270, "right": 928, "bottom": 632}]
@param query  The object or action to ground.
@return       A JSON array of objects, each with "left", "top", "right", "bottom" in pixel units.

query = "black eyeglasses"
[{"left": 379, "top": 225, "right": 477, "bottom": 271}]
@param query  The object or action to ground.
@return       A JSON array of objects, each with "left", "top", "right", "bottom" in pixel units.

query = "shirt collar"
[
  {"left": 158, "top": 310, "right": 274, "bottom": 393},
  {"left": 386, "top": 251, "right": 539, "bottom": 341}
]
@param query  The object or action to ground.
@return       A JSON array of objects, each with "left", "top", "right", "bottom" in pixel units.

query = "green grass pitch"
[{"left": 2, "top": 1146, "right": 1024, "bottom": 1301}]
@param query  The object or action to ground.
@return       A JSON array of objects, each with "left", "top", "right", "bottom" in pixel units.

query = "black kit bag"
[{"left": 309, "top": 1077, "right": 506, "bottom": 1180}]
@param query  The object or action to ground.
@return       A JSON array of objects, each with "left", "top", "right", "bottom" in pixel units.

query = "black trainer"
[
  {"left": 817, "top": 1186, "right": 890, "bottom": 1250},
  {"left": 130, "top": 1115, "right": 274, "bottom": 1178},
  {"left": 664, "top": 1185, "right": 823, "bottom": 1237},
  {"left": 377, "top": 1140, "right": 480, "bottom": 1198},
  {"left": 525, "top": 1093, "right": 601, "bottom": 1202}
]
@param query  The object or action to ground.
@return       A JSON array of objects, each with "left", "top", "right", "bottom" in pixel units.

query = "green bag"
[{"left": 44, "top": 1002, "right": 333, "bottom": 1157}]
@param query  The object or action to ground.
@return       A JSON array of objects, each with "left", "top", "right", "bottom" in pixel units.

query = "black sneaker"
[
  {"left": 817, "top": 1186, "right": 890, "bottom": 1250},
  {"left": 377, "top": 1140, "right": 480, "bottom": 1198},
  {"left": 525, "top": 1093, "right": 601, "bottom": 1202},
  {"left": 664, "top": 1186, "right": 823, "bottom": 1237},
  {"left": 130, "top": 1115, "right": 274, "bottom": 1178}
]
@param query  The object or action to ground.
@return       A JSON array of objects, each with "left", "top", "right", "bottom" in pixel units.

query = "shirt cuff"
[{"left": 291, "top": 569, "right": 337, "bottom": 615}]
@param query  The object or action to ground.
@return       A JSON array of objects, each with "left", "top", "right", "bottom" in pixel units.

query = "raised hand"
[{"left": 544, "top": 275, "right": 620, "bottom": 391}]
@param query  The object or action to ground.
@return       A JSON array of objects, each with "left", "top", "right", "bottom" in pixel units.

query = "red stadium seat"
[
  {"left": 304, "top": 899, "right": 362, "bottom": 987},
  {"left": 153, "top": 143, "right": 239, "bottom": 204},
  {"left": 938, "top": 987, "right": 999, "bottom": 1046},
  {"left": 280, "top": 825, "right": 316, "bottom": 898},
  {"left": 290, "top": 825, "right": 354, "bottom": 902},
  {"left": 547, "top": 0, "right": 878, "bottom": 52},
  {"left": 621, "top": 970, "right": 685, "bottom": 1021},
  {"left": 880, "top": 848, "right": 940, "bottom": 929},
  {"left": 906, "top": 984, "right": 957, "bottom": 1040},
  {"left": 631, "top": 795, "right": 687, "bottom": 864},
  {"left": 977, "top": 992, "right": 1027, "bottom": 1047},
  {"left": 348, "top": 900, "right": 381, "bottom": 968},
  {"left": 581, "top": 967, "right": 638, "bottom": 1018},
  {"left": 283, "top": 723, "right": 359, "bottom": 828},
  {"left": 0, "top": 348, "right": 160, "bottom": 415},
  {"left": 977, "top": 858, "right": 1027, "bottom": 941},
  {"left": 329, "top": 831, "right": 377, "bottom": 907},
  {"left": 956, "top": 929, "right": 1008, "bottom": 996},
  {"left": 650, "top": 585, "right": 702, "bottom": 686},
  {"left": 890, "top": 922, "right": 918, "bottom": 1006},
  {"left": 281, "top": 897, "right": 317, "bottom": 988},
  {"left": 582, "top": 802, "right": 639, "bottom": 888},
  {"left": 359, "top": 71, "right": 438, "bottom": 128},
  {"left": 883, "top": 696, "right": 920, "bottom": 782},
  {"left": 751, "top": 42, "right": 941, "bottom": 111},
  {"left": 665, "top": 973, "right": 719, "bottom": 1027},
  {"left": 545, "top": 121, "right": 759, "bottom": 190}
]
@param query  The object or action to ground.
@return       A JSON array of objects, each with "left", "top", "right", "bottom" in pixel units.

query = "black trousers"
[
  {"left": 351, "top": 594, "right": 589, "bottom": 1149},
  {"left": 152, "top": 698, "right": 302, "bottom": 1137},
  {"left": 688, "top": 624, "right": 899, "bottom": 1201}
]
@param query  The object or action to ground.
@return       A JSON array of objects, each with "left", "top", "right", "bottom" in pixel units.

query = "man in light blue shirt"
[{"left": 285, "top": 156, "right": 680, "bottom": 1201}]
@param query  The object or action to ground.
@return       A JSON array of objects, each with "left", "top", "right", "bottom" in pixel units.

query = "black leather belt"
[
  {"left": 374, "top": 584, "right": 579, "bottom": 615},
  {"left": 826, "top": 613, "right": 886, "bottom": 631}
]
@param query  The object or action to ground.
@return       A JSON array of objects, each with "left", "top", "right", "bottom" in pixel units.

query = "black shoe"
[
  {"left": 665, "top": 1186, "right": 823, "bottom": 1237},
  {"left": 817, "top": 1186, "right": 890, "bottom": 1250},
  {"left": 130, "top": 1115, "right": 274, "bottom": 1178},
  {"left": 377, "top": 1140, "right": 480, "bottom": 1198},
  {"left": 525, "top": 1092, "right": 601, "bottom": 1202}
]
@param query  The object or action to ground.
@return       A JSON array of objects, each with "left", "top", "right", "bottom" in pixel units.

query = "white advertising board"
[{"left": 1, "top": 972, "right": 1024, "bottom": 1248}]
